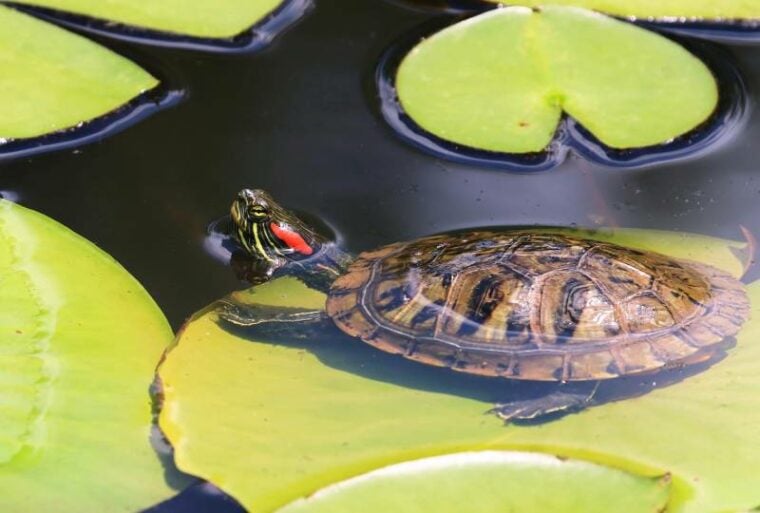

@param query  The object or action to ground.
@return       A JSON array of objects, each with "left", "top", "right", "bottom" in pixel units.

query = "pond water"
[{"left": 2, "top": 0, "right": 760, "bottom": 510}]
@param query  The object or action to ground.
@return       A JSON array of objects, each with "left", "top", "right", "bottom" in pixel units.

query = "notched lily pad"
[
  {"left": 158, "top": 227, "right": 756, "bottom": 513},
  {"left": 382, "top": 6, "right": 745, "bottom": 171},
  {"left": 7, "top": 0, "right": 312, "bottom": 51},
  {"left": 0, "top": 4, "right": 169, "bottom": 159},
  {"left": 276, "top": 451, "right": 671, "bottom": 513},
  {"left": 0, "top": 200, "right": 181, "bottom": 511}
]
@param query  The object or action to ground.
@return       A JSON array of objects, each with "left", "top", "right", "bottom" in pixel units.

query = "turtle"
[{"left": 218, "top": 188, "right": 751, "bottom": 421}]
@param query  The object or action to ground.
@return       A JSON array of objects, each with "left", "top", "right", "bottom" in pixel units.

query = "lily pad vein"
[{"left": 0, "top": 201, "right": 59, "bottom": 464}]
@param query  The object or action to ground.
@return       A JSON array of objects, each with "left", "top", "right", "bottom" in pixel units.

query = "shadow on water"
[{"left": 142, "top": 481, "right": 246, "bottom": 513}]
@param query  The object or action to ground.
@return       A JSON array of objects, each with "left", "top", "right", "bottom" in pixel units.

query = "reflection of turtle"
[{"left": 220, "top": 189, "right": 750, "bottom": 421}]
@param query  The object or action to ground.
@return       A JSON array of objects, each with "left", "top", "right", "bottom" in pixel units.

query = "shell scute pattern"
[{"left": 325, "top": 232, "right": 750, "bottom": 381}]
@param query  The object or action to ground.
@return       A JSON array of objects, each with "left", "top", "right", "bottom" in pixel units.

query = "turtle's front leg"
[
  {"left": 490, "top": 382, "right": 599, "bottom": 423},
  {"left": 216, "top": 299, "right": 331, "bottom": 339}
]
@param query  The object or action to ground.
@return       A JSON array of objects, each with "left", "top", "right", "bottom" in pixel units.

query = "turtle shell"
[{"left": 325, "top": 231, "right": 750, "bottom": 382}]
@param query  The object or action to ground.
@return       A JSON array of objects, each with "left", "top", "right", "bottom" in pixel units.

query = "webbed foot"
[{"left": 490, "top": 385, "right": 598, "bottom": 423}]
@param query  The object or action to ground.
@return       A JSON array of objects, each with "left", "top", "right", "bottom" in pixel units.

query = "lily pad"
[
  {"left": 392, "top": 6, "right": 720, "bottom": 158},
  {"left": 158, "top": 227, "right": 757, "bottom": 513},
  {"left": 488, "top": 1, "right": 760, "bottom": 22},
  {"left": 0, "top": 200, "right": 180, "bottom": 511},
  {"left": 9, "top": 0, "right": 301, "bottom": 41},
  {"left": 0, "top": 4, "right": 158, "bottom": 143},
  {"left": 277, "top": 451, "right": 671, "bottom": 513}
]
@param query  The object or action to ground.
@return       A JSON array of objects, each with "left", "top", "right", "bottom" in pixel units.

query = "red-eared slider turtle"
[{"left": 219, "top": 189, "right": 750, "bottom": 421}]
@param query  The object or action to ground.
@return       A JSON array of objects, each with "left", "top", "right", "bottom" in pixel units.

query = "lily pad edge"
[
  {"left": 416, "top": 1, "right": 760, "bottom": 43},
  {"left": 5, "top": 0, "right": 314, "bottom": 52}
]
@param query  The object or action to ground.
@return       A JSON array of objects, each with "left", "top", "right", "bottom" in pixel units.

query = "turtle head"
[{"left": 231, "top": 189, "right": 324, "bottom": 265}]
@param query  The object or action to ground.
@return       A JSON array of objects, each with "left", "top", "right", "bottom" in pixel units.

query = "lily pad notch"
[
  {"left": 5, "top": 0, "right": 314, "bottom": 52},
  {"left": 378, "top": 6, "right": 747, "bottom": 171}
]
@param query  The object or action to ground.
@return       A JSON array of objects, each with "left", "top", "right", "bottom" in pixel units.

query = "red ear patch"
[{"left": 270, "top": 223, "right": 314, "bottom": 256}]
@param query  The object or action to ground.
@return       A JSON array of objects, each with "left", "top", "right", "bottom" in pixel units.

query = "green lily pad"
[
  {"left": 10, "top": 0, "right": 290, "bottom": 39},
  {"left": 489, "top": 1, "right": 760, "bottom": 21},
  {"left": 395, "top": 6, "right": 718, "bottom": 153},
  {"left": 158, "top": 227, "right": 755, "bottom": 513},
  {"left": 0, "top": 4, "right": 158, "bottom": 141},
  {"left": 0, "top": 200, "right": 179, "bottom": 511},
  {"left": 277, "top": 451, "right": 671, "bottom": 513}
]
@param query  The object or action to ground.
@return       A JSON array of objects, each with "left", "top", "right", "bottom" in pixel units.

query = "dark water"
[{"left": 1, "top": 0, "right": 759, "bottom": 510}]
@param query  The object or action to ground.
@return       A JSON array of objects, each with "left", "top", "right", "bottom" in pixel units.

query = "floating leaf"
[
  {"left": 277, "top": 451, "right": 671, "bottom": 513},
  {"left": 0, "top": 4, "right": 158, "bottom": 142},
  {"left": 0, "top": 200, "right": 179, "bottom": 511},
  {"left": 489, "top": 1, "right": 760, "bottom": 22},
  {"left": 158, "top": 227, "right": 756, "bottom": 513},
  {"left": 10, "top": 0, "right": 292, "bottom": 39},
  {"left": 395, "top": 6, "right": 718, "bottom": 153}
]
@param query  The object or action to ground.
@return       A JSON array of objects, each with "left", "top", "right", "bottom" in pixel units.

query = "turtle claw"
[{"left": 490, "top": 390, "right": 595, "bottom": 423}]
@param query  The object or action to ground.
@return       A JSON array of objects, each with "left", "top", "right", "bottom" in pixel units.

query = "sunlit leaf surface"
[
  {"left": 0, "top": 200, "right": 178, "bottom": 511},
  {"left": 395, "top": 6, "right": 718, "bottom": 153},
  {"left": 10, "top": 0, "right": 289, "bottom": 39},
  {"left": 158, "top": 228, "right": 756, "bottom": 513},
  {"left": 492, "top": 1, "right": 760, "bottom": 20},
  {"left": 0, "top": 5, "right": 158, "bottom": 141},
  {"left": 277, "top": 451, "right": 671, "bottom": 513}
]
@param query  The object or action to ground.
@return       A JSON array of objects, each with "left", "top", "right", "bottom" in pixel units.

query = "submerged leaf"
[
  {"left": 10, "top": 0, "right": 290, "bottom": 39},
  {"left": 492, "top": 1, "right": 760, "bottom": 21},
  {"left": 0, "top": 200, "right": 178, "bottom": 511},
  {"left": 158, "top": 228, "right": 756, "bottom": 513},
  {"left": 277, "top": 451, "right": 671, "bottom": 513},
  {"left": 395, "top": 6, "right": 718, "bottom": 153},
  {"left": 0, "top": 4, "right": 158, "bottom": 141}
]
